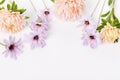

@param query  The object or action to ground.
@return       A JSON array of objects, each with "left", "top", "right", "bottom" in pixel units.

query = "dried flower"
[
  {"left": 100, "top": 23, "right": 120, "bottom": 43},
  {"left": 0, "top": 10, "right": 26, "bottom": 33},
  {"left": 54, "top": 0, "right": 84, "bottom": 21}
]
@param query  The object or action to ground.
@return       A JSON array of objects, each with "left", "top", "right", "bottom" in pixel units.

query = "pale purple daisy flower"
[
  {"left": 3, "top": 36, "right": 23, "bottom": 59},
  {"left": 81, "top": 29, "right": 101, "bottom": 48},
  {"left": 31, "top": 22, "right": 49, "bottom": 32},
  {"left": 30, "top": 22, "right": 49, "bottom": 39},
  {"left": 27, "top": 30, "right": 46, "bottom": 49},
  {"left": 38, "top": 9, "right": 52, "bottom": 23},
  {"left": 78, "top": 16, "right": 97, "bottom": 31}
]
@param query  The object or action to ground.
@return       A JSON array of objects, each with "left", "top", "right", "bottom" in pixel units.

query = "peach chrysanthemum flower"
[
  {"left": 54, "top": 0, "right": 84, "bottom": 21},
  {"left": 100, "top": 23, "right": 120, "bottom": 43},
  {"left": 0, "top": 10, "right": 26, "bottom": 33}
]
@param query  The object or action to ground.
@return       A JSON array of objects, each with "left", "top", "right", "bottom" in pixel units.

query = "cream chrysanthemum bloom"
[
  {"left": 100, "top": 23, "right": 120, "bottom": 43},
  {"left": 0, "top": 10, "right": 26, "bottom": 33},
  {"left": 54, "top": 0, "right": 84, "bottom": 21}
]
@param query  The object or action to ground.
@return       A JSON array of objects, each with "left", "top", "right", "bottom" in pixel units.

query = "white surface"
[{"left": 0, "top": 0, "right": 120, "bottom": 80}]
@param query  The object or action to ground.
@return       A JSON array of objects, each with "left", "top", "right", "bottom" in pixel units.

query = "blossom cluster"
[{"left": 0, "top": 0, "right": 51, "bottom": 59}]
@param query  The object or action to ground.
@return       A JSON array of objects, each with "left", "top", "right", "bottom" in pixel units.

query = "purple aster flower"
[
  {"left": 78, "top": 16, "right": 97, "bottom": 31},
  {"left": 27, "top": 30, "right": 46, "bottom": 49},
  {"left": 38, "top": 9, "right": 52, "bottom": 23},
  {"left": 81, "top": 29, "right": 101, "bottom": 49},
  {"left": 31, "top": 22, "right": 49, "bottom": 32},
  {"left": 3, "top": 36, "right": 23, "bottom": 59},
  {"left": 30, "top": 22, "right": 49, "bottom": 39}
]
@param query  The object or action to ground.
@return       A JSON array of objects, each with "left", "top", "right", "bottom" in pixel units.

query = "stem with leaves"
[{"left": 97, "top": 0, "right": 120, "bottom": 32}]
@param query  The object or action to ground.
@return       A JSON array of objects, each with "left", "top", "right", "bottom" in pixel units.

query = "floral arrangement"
[
  {"left": 0, "top": 0, "right": 51, "bottom": 59},
  {"left": 51, "top": 0, "right": 120, "bottom": 48},
  {"left": 0, "top": 0, "right": 119, "bottom": 59}
]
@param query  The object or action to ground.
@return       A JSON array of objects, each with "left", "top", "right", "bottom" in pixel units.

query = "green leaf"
[
  {"left": 114, "top": 38, "right": 119, "bottom": 43},
  {"left": 25, "top": 16, "right": 29, "bottom": 19},
  {"left": 101, "top": 11, "right": 110, "bottom": 17},
  {"left": 51, "top": 0, "right": 55, "bottom": 3},
  {"left": 97, "top": 25, "right": 104, "bottom": 32},
  {"left": 108, "top": 0, "right": 113, "bottom": 6},
  {"left": 101, "top": 19, "right": 107, "bottom": 24},
  {"left": 14, "top": 4, "right": 18, "bottom": 11},
  {"left": 107, "top": 14, "right": 112, "bottom": 24},
  {"left": 115, "top": 23, "right": 120, "bottom": 29},
  {"left": 7, "top": 4, "right": 11, "bottom": 10},
  {"left": 12, "top": 1, "right": 15, "bottom": 11},
  {"left": 17, "top": 9, "right": 26, "bottom": 14},
  {"left": 0, "top": 0, "right": 5, "bottom": 5}
]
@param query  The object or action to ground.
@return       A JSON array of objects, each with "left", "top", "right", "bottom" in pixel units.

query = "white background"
[{"left": 0, "top": 0, "right": 120, "bottom": 80}]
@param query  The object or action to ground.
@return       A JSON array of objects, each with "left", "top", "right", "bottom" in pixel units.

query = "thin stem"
[
  {"left": 9, "top": 0, "right": 12, "bottom": 3},
  {"left": 0, "top": 42, "right": 6, "bottom": 47},
  {"left": 29, "top": 0, "right": 37, "bottom": 13},
  {"left": 91, "top": 0, "right": 100, "bottom": 17},
  {"left": 97, "top": 0, "right": 106, "bottom": 25},
  {"left": 42, "top": 0, "right": 48, "bottom": 9},
  {"left": 112, "top": 0, "right": 115, "bottom": 8}
]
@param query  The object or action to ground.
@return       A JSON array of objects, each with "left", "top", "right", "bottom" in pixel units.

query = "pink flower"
[
  {"left": 0, "top": 10, "right": 26, "bottom": 33},
  {"left": 54, "top": 0, "right": 84, "bottom": 21},
  {"left": 3, "top": 36, "right": 23, "bottom": 59}
]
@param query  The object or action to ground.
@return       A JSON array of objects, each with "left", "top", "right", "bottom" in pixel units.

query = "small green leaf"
[
  {"left": 101, "top": 19, "right": 107, "bottom": 24},
  {"left": 101, "top": 11, "right": 110, "bottom": 17},
  {"left": 25, "top": 16, "right": 30, "bottom": 19},
  {"left": 14, "top": 4, "right": 18, "bottom": 11},
  {"left": 51, "top": 0, "right": 55, "bottom": 3},
  {"left": 12, "top": 1, "right": 15, "bottom": 11},
  {"left": 115, "top": 23, "right": 120, "bottom": 29},
  {"left": 17, "top": 9, "right": 26, "bottom": 14},
  {"left": 113, "top": 13, "right": 119, "bottom": 23},
  {"left": 97, "top": 25, "right": 104, "bottom": 32},
  {"left": 107, "top": 14, "right": 112, "bottom": 24},
  {"left": 7, "top": 4, "right": 11, "bottom": 10},
  {"left": 0, "top": 0, "right": 5, "bottom": 5},
  {"left": 114, "top": 38, "right": 119, "bottom": 43},
  {"left": 108, "top": 0, "right": 113, "bottom": 6}
]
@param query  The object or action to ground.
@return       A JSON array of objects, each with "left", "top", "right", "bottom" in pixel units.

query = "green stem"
[
  {"left": 29, "top": 0, "right": 37, "bottom": 13},
  {"left": 0, "top": 0, "right": 5, "bottom": 5},
  {"left": 91, "top": 0, "right": 100, "bottom": 17},
  {"left": 42, "top": 0, "right": 48, "bottom": 9},
  {"left": 97, "top": 0, "right": 106, "bottom": 25},
  {"left": 112, "top": 0, "right": 115, "bottom": 8}
]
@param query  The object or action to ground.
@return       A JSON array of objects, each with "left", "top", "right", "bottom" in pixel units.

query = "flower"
[
  {"left": 38, "top": 9, "right": 51, "bottom": 23},
  {"left": 27, "top": 30, "right": 46, "bottom": 49},
  {"left": 0, "top": 10, "right": 26, "bottom": 33},
  {"left": 81, "top": 29, "right": 101, "bottom": 48},
  {"left": 30, "top": 22, "right": 49, "bottom": 32},
  {"left": 30, "top": 22, "right": 49, "bottom": 38},
  {"left": 54, "top": 0, "right": 84, "bottom": 21},
  {"left": 3, "top": 36, "right": 23, "bottom": 59},
  {"left": 78, "top": 16, "right": 97, "bottom": 31},
  {"left": 100, "top": 23, "right": 120, "bottom": 43}
]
